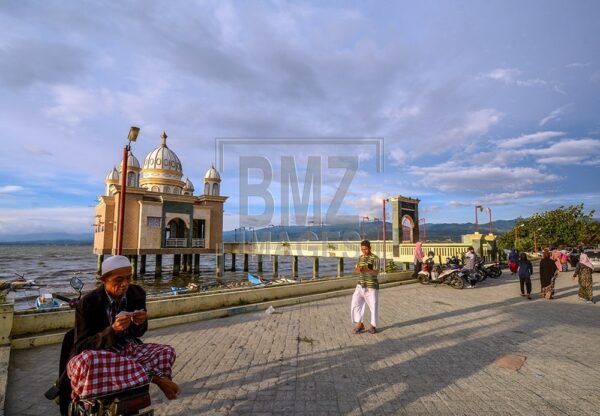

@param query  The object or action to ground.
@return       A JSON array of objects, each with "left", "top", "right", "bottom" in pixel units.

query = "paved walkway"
[{"left": 6, "top": 271, "right": 600, "bottom": 415}]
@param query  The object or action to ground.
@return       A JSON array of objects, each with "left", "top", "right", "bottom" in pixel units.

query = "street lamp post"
[
  {"left": 486, "top": 207, "right": 493, "bottom": 234},
  {"left": 382, "top": 198, "right": 389, "bottom": 272},
  {"left": 514, "top": 223, "right": 525, "bottom": 249},
  {"left": 116, "top": 126, "right": 140, "bottom": 255},
  {"left": 475, "top": 205, "right": 483, "bottom": 233},
  {"left": 360, "top": 216, "right": 370, "bottom": 239}
]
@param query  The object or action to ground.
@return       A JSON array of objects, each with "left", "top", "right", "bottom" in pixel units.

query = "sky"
[{"left": 0, "top": 0, "right": 599, "bottom": 236}]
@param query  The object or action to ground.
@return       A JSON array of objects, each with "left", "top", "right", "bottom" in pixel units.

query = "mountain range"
[{"left": 0, "top": 220, "right": 518, "bottom": 244}]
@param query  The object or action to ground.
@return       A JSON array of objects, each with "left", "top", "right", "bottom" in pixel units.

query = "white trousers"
[{"left": 350, "top": 285, "right": 379, "bottom": 327}]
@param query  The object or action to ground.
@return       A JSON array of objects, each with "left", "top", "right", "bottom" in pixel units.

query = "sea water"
[{"left": 0, "top": 244, "right": 356, "bottom": 310}]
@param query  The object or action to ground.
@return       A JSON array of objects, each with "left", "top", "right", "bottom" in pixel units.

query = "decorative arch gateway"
[{"left": 401, "top": 215, "right": 415, "bottom": 243}]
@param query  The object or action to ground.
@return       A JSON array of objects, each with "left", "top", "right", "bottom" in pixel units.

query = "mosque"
[{"left": 92, "top": 131, "right": 227, "bottom": 276}]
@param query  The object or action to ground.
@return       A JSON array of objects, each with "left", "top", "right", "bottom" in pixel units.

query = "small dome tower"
[{"left": 203, "top": 165, "right": 221, "bottom": 196}]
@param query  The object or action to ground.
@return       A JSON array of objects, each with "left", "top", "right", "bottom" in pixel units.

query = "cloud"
[
  {"left": 23, "top": 144, "right": 53, "bottom": 156},
  {"left": 497, "top": 131, "right": 564, "bottom": 149},
  {"left": 526, "top": 138, "right": 600, "bottom": 165},
  {"left": 410, "top": 164, "right": 559, "bottom": 192},
  {"left": 445, "top": 109, "right": 503, "bottom": 142},
  {"left": 475, "top": 191, "right": 535, "bottom": 206},
  {"left": 0, "top": 39, "right": 87, "bottom": 88},
  {"left": 0, "top": 185, "right": 24, "bottom": 194},
  {"left": 481, "top": 68, "right": 547, "bottom": 87},
  {"left": 539, "top": 104, "right": 571, "bottom": 126},
  {"left": 566, "top": 62, "right": 589, "bottom": 68},
  {"left": 482, "top": 68, "right": 520, "bottom": 83},
  {"left": 0, "top": 206, "right": 93, "bottom": 234}
]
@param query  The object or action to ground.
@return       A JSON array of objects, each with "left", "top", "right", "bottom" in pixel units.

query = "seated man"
[{"left": 67, "top": 255, "right": 180, "bottom": 402}]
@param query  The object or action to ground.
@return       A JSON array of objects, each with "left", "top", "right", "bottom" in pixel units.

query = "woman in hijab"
[
  {"left": 412, "top": 241, "right": 424, "bottom": 278},
  {"left": 539, "top": 249, "right": 557, "bottom": 299},
  {"left": 573, "top": 250, "right": 595, "bottom": 304}
]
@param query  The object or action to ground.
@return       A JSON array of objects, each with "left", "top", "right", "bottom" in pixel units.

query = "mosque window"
[
  {"left": 151, "top": 186, "right": 159, "bottom": 192},
  {"left": 147, "top": 217, "right": 161, "bottom": 228},
  {"left": 212, "top": 183, "right": 219, "bottom": 195},
  {"left": 204, "top": 183, "right": 210, "bottom": 195},
  {"left": 156, "top": 159, "right": 161, "bottom": 166},
  {"left": 165, "top": 186, "right": 171, "bottom": 194},
  {"left": 127, "top": 172, "right": 136, "bottom": 186}
]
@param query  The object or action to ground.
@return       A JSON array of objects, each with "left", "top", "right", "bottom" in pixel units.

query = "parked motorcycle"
[
  {"left": 418, "top": 258, "right": 466, "bottom": 289},
  {"left": 45, "top": 276, "right": 154, "bottom": 416}
]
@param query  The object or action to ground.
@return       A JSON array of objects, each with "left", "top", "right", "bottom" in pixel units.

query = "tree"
[{"left": 497, "top": 204, "right": 597, "bottom": 252}]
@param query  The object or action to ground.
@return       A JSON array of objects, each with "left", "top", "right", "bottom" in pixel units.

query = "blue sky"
[{"left": 0, "top": 0, "right": 599, "bottom": 235}]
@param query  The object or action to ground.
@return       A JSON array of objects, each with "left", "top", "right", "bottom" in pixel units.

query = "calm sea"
[{"left": 0, "top": 245, "right": 356, "bottom": 310}]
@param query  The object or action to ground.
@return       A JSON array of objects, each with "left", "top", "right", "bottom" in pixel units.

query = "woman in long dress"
[
  {"left": 573, "top": 251, "right": 595, "bottom": 304},
  {"left": 539, "top": 249, "right": 558, "bottom": 299}
]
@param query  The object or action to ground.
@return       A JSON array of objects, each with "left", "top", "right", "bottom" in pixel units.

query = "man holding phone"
[
  {"left": 351, "top": 240, "right": 380, "bottom": 334},
  {"left": 67, "top": 255, "right": 180, "bottom": 402}
]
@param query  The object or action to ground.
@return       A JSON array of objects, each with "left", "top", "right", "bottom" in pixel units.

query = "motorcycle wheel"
[
  {"left": 493, "top": 267, "right": 502, "bottom": 278},
  {"left": 449, "top": 274, "right": 465, "bottom": 289},
  {"left": 418, "top": 274, "right": 430, "bottom": 285},
  {"left": 478, "top": 272, "right": 488, "bottom": 282}
]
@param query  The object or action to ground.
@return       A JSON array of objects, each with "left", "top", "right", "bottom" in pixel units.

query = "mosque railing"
[
  {"left": 165, "top": 238, "right": 188, "bottom": 248},
  {"left": 192, "top": 238, "right": 205, "bottom": 248}
]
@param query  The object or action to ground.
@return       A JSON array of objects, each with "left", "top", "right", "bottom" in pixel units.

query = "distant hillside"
[
  {"left": 0, "top": 232, "right": 92, "bottom": 244},
  {"left": 223, "top": 219, "right": 517, "bottom": 243}
]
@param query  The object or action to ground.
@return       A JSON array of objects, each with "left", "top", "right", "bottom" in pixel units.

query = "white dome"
[
  {"left": 142, "top": 131, "right": 183, "bottom": 174},
  {"left": 204, "top": 165, "right": 220, "bottom": 180},
  {"left": 183, "top": 177, "right": 194, "bottom": 191},
  {"left": 105, "top": 167, "right": 119, "bottom": 182},
  {"left": 119, "top": 151, "right": 140, "bottom": 170}
]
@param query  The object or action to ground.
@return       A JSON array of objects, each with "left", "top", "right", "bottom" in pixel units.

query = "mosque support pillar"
[
  {"left": 243, "top": 254, "right": 249, "bottom": 272},
  {"left": 292, "top": 256, "right": 298, "bottom": 278},
  {"left": 155, "top": 255, "right": 162, "bottom": 276},
  {"left": 216, "top": 254, "right": 224, "bottom": 277},
  {"left": 313, "top": 257, "right": 319, "bottom": 279},
  {"left": 194, "top": 254, "right": 200, "bottom": 274},
  {"left": 173, "top": 254, "right": 181, "bottom": 276},
  {"left": 131, "top": 255, "right": 138, "bottom": 278},
  {"left": 185, "top": 254, "right": 192, "bottom": 272},
  {"left": 273, "top": 255, "right": 279, "bottom": 276},
  {"left": 257, "top": 255, "right": 263, "bottom": 273},
  {"left": 140, "top": 255, "right": 146, "bottom": 275},
  {"left": 337, "top": 257, "right": 344, "bottom": 277},
  {"left": 231, "top": 254, "right": 237, "bottom": 272},
  {"left": 97, "top": 254, "right": 104, "bottom": 275}
]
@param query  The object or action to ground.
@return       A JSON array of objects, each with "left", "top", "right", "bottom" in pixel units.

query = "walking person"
[
  {"left": 551, "top": 247, "right": 562, "bottom": 273},
  {"left": 539, "top": 249, "right": 557, "bottom": 299},
  {"left": 412, "top": 241, "right": 424, "bottom": 278},
  {"left": 463, "top": 246, "right": 478, "bottom": 288},
  {"left": 351, "top": 240, "right": 380, "bottom": 334},
  {"left": 573, "top": 251, "right": 595, "bottom": 304},
  {"left": 508, "top": 248, "right": 519, "bottom": 275},
  {"left": 518, "top": 252, "right": 533, "bottom": 299}
]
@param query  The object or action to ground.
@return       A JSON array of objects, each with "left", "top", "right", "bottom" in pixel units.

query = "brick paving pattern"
[{"left": 6, "top": 270, "right": 600, "bottom": 415}]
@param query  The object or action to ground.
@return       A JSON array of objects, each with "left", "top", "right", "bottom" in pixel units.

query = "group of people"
[
  {"left": 57, "top": 241, "right": 594, "bottom": 409},
  {"left": 511, "top": 247, "right": 594, "bottom": 304}
]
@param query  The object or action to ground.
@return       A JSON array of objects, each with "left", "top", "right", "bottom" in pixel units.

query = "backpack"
[
  {"left": 560, "top": 253, "right": 567, "bottom": 264},
  {"left": 518, "top": 262, "right": 531, "bottom": 279}
]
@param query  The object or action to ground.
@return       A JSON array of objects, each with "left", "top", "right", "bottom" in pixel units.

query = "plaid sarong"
[{"left": 67, "top": 343, "right": 176, "bottom": 400}]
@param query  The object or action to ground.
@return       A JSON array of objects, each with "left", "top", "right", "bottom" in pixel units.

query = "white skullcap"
[{"left": 101, "top": 255, "right": 131, "bottom": 277}]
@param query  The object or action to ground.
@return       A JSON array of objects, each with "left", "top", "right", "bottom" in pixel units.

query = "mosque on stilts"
[{"left": 93, "top": 131, "right": 227, "bottom": 277}]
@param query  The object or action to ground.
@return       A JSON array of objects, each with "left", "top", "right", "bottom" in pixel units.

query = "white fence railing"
[
  {"left": 223, "top": 240, "right": 494, "bottom": 262},
  {"left": 192, "top": 238, "right": 205, "bottom": 248},
  {"left": 165, "top": 238, "right": 187, "bottom": 248}
]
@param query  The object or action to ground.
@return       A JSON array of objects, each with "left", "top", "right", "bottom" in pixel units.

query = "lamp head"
[{"left": 128, "top": 126, "right": 140, "bottom": 142}]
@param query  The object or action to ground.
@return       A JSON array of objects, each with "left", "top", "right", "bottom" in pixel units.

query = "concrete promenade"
[{"left": 6, "top": 270, "right": 600, "bottom": 415}]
